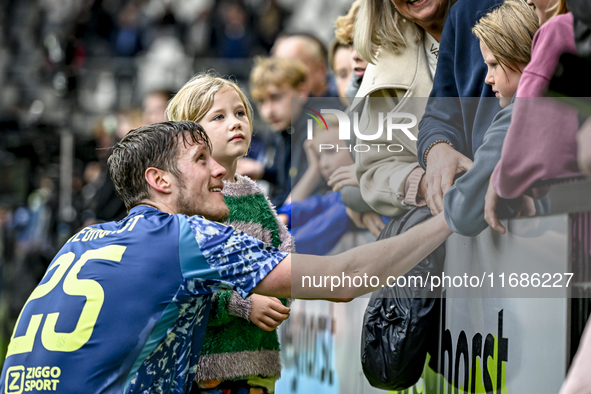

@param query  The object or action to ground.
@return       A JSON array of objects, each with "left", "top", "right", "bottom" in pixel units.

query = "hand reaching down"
[
  {"left": 425, "top": 143, "right": 473, "bottom": 215},
  {"left": 484, "top": 177, "right": 536, "bottom": 235},
  {"left": 484, "top": 177, "right": 505, "bottom": 234}
]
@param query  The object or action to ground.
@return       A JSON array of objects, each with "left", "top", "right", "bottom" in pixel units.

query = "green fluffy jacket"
[{"left": 195, "top": 175, "right": 293, "bottom": 383}]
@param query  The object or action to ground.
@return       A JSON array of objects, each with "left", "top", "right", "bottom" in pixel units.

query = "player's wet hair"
[{"left": 108, "top": 120, "right": 211, "bottom": 210}]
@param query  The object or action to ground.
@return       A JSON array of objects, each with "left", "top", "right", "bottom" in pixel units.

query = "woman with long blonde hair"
[{"left": 343, "top": 0, "right": 452, "bottom": 220}]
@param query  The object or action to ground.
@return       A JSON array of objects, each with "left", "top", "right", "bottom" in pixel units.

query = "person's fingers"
[
  {"left": 365, "top": 220, "right": 382, "bottom": 237},
  {"left": 522, "top": 195, "right": 537, "bottom": 217},
  {"left": 328, "top": 173, "right": 349, "bottom": 189},
  {"left": 326, "top": 175, "right": 339, "bottom": 187},
  {"left": 328, "top": 167, "right": 348, "bottom": 180},
  {"left": 328, "top": 173, "right": 353, "bottom": 185},
  {"left": 366, "top": 214, "right": 385, "bottom": 231},
  {"left": 328, "top": 170, "right": 358, "bottom": 189},
  {"left": 375, "top": 217, "right": 385, "bottom": 232},
  {"left": 458, "top": 156, "right": 474, "bottom": 172},
  {"left": 491, "top": 218, "right": 506, "bottom": 234},
  {"left": 332, "top": 179, "right": 358, "bottom": 192},
  {"left": 425, "top": 171, "right": 436, "bottom": 215},
  {"left": 484, "top": 191, "right": 495, "bottom": 225},
  {"left": 346, "top": 207, "right": 365, "bottom": 228},
  {"left": 268, "top": 299, "right": 290, "bottom": 314},
  {"left": 363, "top": 214, "right": 384, "bottom": 237},
  {"left": 253, "top": 320, "right": 276, "bottom": 332},
  {"left": 351, "top": 215, "right": 365, "bottom": 228},
  {"left": 261, "top": 314, "right": 286, "bottom": 327},
  {"left": 483, "top": 179, "right": 506, "bottom": 234},
  {"left": 263, "top": 308, "right": 290, "bottom": 322},
  {"left": 327, "top": 173, "right": 343, "bottom": 185},
  {"left": 440, "top": 167, "right": 455, "bottom": 195},
  {"left": 428, "top": 172, "right": 443, "bottom": 216}
]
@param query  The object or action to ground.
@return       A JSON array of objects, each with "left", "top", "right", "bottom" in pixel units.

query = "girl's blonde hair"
[
  {"left": 166, "top": 73, "right": 254, "bottom": 134},
  {"left": 335, "top": 0, "right": 361, "bottom": 45},
  {"left": 472, "top": 0, "right": 539, "bottom": 73}
]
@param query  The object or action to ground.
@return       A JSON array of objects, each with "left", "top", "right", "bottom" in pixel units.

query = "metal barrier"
[{"left": 277, "top": 178, "right": 591, "bottom": 393}]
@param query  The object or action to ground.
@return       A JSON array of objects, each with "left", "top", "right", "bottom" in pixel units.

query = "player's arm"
[{"left": 252, "top": 213, "right": 451, "bottom": 300}]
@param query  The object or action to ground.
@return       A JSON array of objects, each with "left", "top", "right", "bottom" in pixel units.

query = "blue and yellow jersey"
[{"left": 0, "top": 206, "right": 286, "bottom": 394}]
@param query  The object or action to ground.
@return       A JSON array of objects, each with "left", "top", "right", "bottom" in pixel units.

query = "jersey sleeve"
[{"left": 181, "top": 215, "right": 287, "bottom": 298}]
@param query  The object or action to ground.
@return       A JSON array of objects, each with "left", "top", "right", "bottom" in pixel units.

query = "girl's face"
[
  {"left": 391, "top": 0, "right": 449, "bottom": 31},
  {"left": 480, "top": 41, "right": 525, "bottom": 109},
  {"left": 199, "top": 88, "right": 251, "bottom": 166},
  {"left": 527, "top": 0, "right": 558, "bottom": 24}
]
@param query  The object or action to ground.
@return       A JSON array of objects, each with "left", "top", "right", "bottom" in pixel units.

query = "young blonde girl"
[{"left": 166, "top": 74, "right": 293, "bottom": 394}]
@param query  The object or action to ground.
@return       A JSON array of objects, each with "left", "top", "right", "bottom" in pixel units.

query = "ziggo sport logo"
[{"left": 304, "top": 108, "right": 417, "bottom": 153}]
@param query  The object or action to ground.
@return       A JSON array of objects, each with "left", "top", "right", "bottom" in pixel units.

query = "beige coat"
[{"left": 350, "top": 29, "right": 434, "bottom": 217}]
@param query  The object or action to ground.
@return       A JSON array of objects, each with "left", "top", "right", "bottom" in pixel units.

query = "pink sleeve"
[
  {"left": 516, "top": 13, "right": 577, "bottom": 97},
  {"left": 403, "top": 166, "right": 427, "bottom": 207},
  {"left": 491, "top": 98, "right": 579, "bottom": 199},
  {"left": 492, "top": 13, "right": 579, "bottom": 199}
]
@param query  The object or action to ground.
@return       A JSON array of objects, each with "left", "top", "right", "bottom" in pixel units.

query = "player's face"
[
  {"left": 173, "top": 139, "right": 229, "bottom": 221},
  {"left": 481, "top": 41, "right": 524, "bottom": 109},
  {"left": 199, "top": 88, "right": 251, "bottom": 169}
]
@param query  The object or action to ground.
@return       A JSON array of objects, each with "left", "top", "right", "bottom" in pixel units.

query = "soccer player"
[{"left": 0, "top": 121, "right": 449, "bottom": 393}]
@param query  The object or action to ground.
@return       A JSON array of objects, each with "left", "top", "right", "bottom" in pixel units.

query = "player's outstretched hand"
[{"left": 249, "top": 294, "right": 290, "bottom": 331}]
